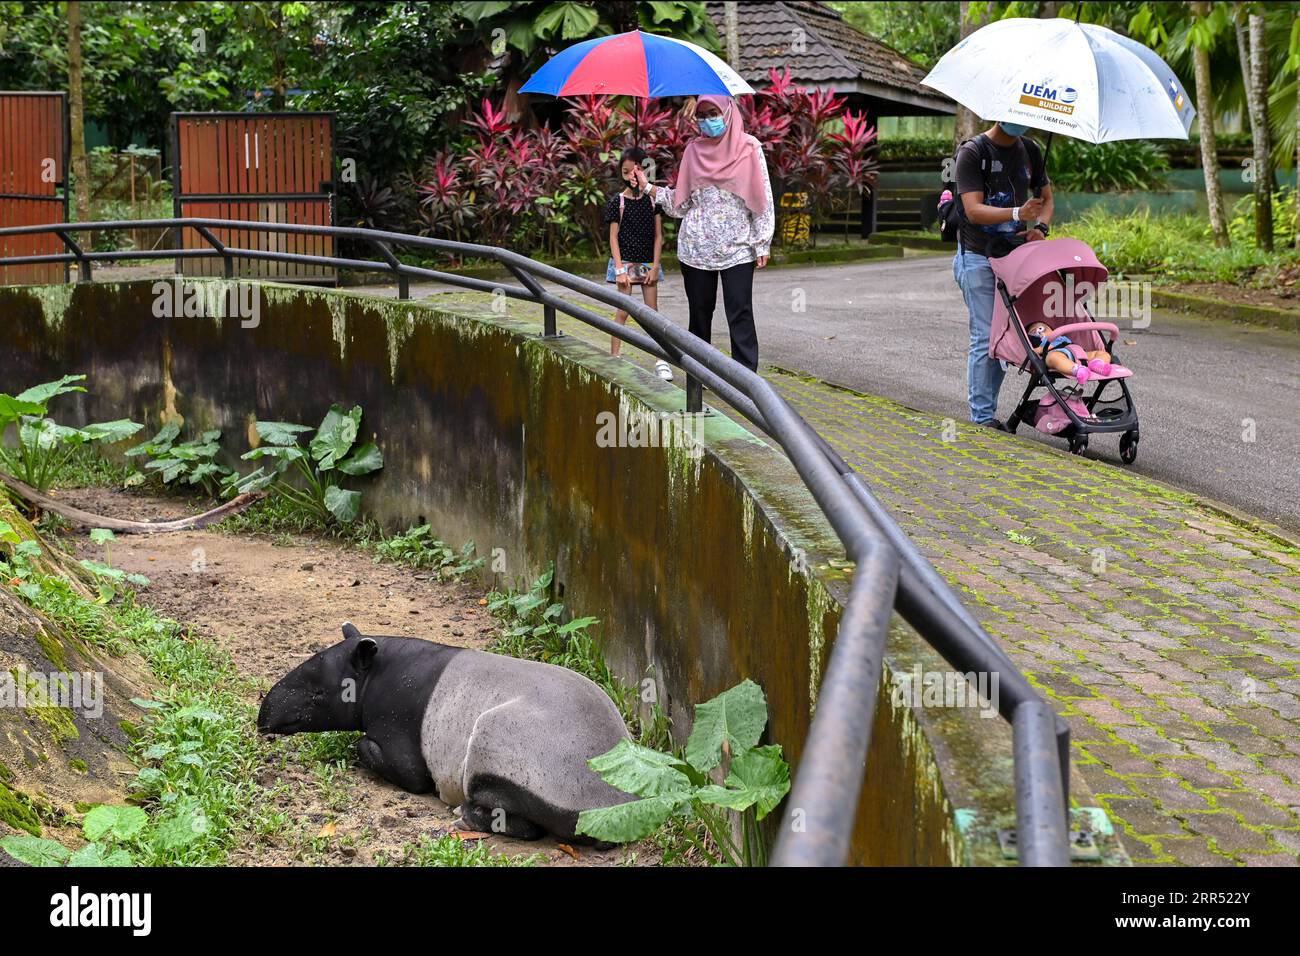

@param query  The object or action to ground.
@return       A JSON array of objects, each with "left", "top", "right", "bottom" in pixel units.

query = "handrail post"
[
  {"left": 370, "top": 239, "right": 408, "bottom": 300},
  {"left": 543, "top": 302, "right": 557, "bottom": 336},
  {"left": 54, "top": 229, "right": 91, "bottom": 282},
  {"left": 193, "top": 224, "right": 234, "bottom": 279},
  {"left": 685, "top": 373, "right": 703, "bottom": 413}
]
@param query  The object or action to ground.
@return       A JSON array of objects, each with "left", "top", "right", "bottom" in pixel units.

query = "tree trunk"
[
  {"left": 67, "top": 0, "right": 90, "bottom": 222},
  {"left": 954, "top": 2, "right": 981, "bottom": 148},
  {"left": 723, "top": 2, "right": 740, "bottom": 69},
  {"left": 1247, "top": 13, "right": 1273, "bottom": 251},
  {"left": 1191, "top": 2, "right": 1229, "bottom": 247}
]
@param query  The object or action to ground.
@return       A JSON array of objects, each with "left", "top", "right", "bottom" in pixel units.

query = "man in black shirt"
[{"left": 951, "top": 121, "right": 1054, "bottom": 428}]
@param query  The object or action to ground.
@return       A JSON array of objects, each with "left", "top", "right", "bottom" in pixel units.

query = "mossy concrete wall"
[{"left": 0, "top": 278, "right": 1006, "bottom": 865}]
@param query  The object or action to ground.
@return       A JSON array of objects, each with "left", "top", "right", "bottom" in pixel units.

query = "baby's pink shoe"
[
  {"left": 1087, "top": 357, "right": 1112, "bottom": 376},
  {"left": 1073, "top": 364, "right": 1092, "bottom": 383}
]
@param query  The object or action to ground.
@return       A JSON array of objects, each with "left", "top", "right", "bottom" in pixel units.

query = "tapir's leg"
[
  {"left": 357, "top": 735, "right": 435, "bottom": 794},
  {"left": 456, "top": 797, "right": 546, "bottom": 840}
]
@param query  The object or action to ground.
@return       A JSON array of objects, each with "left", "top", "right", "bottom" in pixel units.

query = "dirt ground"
[{"left": 51, "top": 487, "right": 653, "bottom": 867}]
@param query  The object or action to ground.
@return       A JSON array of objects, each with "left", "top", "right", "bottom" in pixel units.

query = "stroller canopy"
[{"left": 988, "top": 238, "right": 1110, "bottom": 365}]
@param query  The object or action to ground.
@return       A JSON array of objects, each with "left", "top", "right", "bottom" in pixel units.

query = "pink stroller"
[{"left": 989, "top": 238, "right": 1139, "bottom": 463}]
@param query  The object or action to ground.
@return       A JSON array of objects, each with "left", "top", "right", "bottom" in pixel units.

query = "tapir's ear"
[
  {"left": 341, "top": 621, "right": 362, "bottom": 640},
  {"left": 351, "top": 638, "right": 378, "bottom": 671}
]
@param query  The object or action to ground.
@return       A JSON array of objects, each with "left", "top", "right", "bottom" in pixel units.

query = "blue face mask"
[
  {"left": 999, "top": 122, "right": 1029, "bottom": 137},
  {"left": 698, "top": 116, "right": 727, "bottom": 138}
]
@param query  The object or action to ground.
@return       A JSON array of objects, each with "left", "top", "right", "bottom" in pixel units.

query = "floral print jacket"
[{"left": 653, "top": 137, "right": 775, "bottom": 271}]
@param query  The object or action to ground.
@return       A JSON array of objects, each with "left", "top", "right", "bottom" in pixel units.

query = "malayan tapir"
[{"left": 257, "top": 623, "right": 633, "bottom": 841}]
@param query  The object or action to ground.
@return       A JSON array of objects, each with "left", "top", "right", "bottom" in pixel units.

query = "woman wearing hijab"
[{"left": 633, "top": 95, "right": 774, "bottom": 372}]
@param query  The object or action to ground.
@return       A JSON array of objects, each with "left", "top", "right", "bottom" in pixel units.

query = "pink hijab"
[{"left": 674, "top": 95, "right": 769, "bottom": 216}]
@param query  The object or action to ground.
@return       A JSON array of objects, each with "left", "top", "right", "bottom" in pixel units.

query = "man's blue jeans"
[{"left": 953, "top": 245, "right": 1005, "bottom": 423}]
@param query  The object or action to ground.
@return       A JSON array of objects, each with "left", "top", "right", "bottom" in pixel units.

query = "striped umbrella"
[{"left": 520, "top": 29, "right": 753, "bottom": 99}]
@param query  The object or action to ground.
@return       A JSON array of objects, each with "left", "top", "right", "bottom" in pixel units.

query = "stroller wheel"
[
  {"left": 1005, "top": 412, "right": 1020, "bottom": 434},
  {"left": 1120, "top": 431, "right": 1138, "bottom": 464},
  {"left": 1068, "top": 434, "right": 1089, "bottom": 455}
]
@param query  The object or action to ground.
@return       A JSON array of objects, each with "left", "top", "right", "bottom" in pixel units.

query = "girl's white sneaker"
[{"left": 655, "top": 360, "right": 674, "bottom": 381}]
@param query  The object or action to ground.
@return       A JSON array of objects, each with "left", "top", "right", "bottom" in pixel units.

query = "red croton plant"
[{"left": 410, "top": 67, "right": 878, "bottom": 258}]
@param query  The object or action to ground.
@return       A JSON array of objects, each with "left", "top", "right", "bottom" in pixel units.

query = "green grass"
[
  {"left": 1059, "top": 200, "right": 1299, "bottom": 285},
  {"left": 105, "top": 594, "right": 273, "bottom": 865},
  {"left": 376, "top": 833, "right": 541, "bottom": 867},
  {"left": 218, "top": 494, "right": 384, "bottom": 543},
  {"left": 362, "top": 524, "right": 483, "bottom": 580}
]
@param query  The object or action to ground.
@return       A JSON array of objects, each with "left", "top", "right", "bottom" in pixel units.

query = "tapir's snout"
[{"left": 257, "top": 678, "right": 304, "bottom": 735}]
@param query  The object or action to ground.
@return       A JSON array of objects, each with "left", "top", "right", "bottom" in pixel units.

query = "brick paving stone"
[
  {"left": 1237, "top": 774, "right": 1300, "bottom": 809},
  {"left": 1183, "top": 813, "right": 1273, "bottom": 854},
  {"left": 1160, "top": 836, "right": 1234, "bottom": 865},
  {"left": 1206, "top": 790, "right": 1297, "bottom": 826},
  {"left": 1103, "top": 797, "right": 1190, "bottom": 837},
  {"left": 1184, "top": 741, "right": 1263, "bottom": 775},
  {"left": 1239, "top": 852, "right": 1299, "bottom": 866},
  {"left": 1153, "top": 757, "right": 1237, "bottom": 790}
]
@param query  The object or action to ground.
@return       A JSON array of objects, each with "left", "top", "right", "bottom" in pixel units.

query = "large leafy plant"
[
  {"left": 0, "top": 375, "right": 142, "bottom": 492},
  {"left": 125, "top": 421, "right": 233, "bottom": 498},
  {"left": 576, "top": 680, "right": 790, "bottom": 866},
  {"left": 225, "top": 404, "right": 384, "bottom": 525}
]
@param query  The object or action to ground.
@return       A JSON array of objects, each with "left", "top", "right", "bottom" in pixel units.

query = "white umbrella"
[{"left": 921, "top": 17, "right": 1195, "bottom": 144}]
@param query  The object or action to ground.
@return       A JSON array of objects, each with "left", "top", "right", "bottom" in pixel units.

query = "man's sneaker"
[
  {"left": 978, "top": 418, "right": 1007, "bottom": 431},
  {"left": 655, "top": 360, "right": 674, "bottom": 381}
]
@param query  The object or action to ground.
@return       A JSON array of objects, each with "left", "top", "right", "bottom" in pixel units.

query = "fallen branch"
[{"left": 0, "top": 472, "right": 265, "bottom": 534}]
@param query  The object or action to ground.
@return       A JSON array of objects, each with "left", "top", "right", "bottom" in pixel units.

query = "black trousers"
[{"left": 679, "top": 260, "right": 759, "bottom": 372}]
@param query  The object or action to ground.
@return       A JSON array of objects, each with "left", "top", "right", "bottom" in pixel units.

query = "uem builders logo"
[{"left": 1019, "top": 82, "right": 1078, "bottom": 115}]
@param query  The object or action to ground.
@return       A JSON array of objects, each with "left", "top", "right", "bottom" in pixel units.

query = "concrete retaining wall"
[{"left": 0, "top": 278, "right": 1014, "bottom": 865}]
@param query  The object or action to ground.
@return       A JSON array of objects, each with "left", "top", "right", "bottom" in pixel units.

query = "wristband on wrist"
[
  {"left": 615, "top": 266, "right": 627, "bottom": 276},
  {"left": 1011, "top": 206, "right": 1021, "bottom": 222}
]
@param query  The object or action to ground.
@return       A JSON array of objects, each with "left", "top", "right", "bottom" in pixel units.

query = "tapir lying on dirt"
[{"left": 257, "top": 623, "right": 633, "bottom": 841}]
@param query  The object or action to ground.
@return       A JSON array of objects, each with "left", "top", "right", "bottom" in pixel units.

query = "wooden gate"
[
  {"left": 171, "top": 112, "right": 336, "bottom": 283},
  {"left": 0, "top": 92, "right": 68, "bottom": 286}
]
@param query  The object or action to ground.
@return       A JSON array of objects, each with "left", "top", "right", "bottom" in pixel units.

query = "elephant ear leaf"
[
  {"left": 82, "top": 804, "right": 148, "bottom": 842},
  {"left": 310, "top": 404, "right": 362, "bottom": 470},
  {"left": 0, "top": 835, "right": 70, "bottom": 867},
  {"left": 694, "top": 744, "right": 791, "bottom": 820},
  {"left": 586, "top": 739, "right": 694, "bottom": 798},
  {"left": 253, "top": 419, "right": 312, "bottom": 447},
  {"left": 684, "top": 679, "right": 769, "bottom": 773},
  {"left": 15, "top": 374, "right": 86, "bottom": 406},
  {"left": 323, "top": 485, "right": 361, "bottom": 523},
  {"left": 335, "top": 441, "right": 383, "bottom": 477},
  {"left": 0, "top": 394, "right": 47, "bottom": 422},
  {"left": 82, "top": 419, "right": 144, "bottom": 444},
  {"left": 575, "top": 792, "right": 693, "bottom": 844}
]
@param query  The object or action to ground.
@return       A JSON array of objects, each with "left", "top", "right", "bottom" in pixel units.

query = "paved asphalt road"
[{"left": 408, "top": 252, "right": 1297, "bottom": 532}]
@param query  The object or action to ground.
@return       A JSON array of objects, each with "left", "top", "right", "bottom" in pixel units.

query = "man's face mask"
[
  {"left": 999, "top": 121, "right": 1029, "bottom": 137},
  {"left": 698, "top": 115, "right": 726, "bottom": 138}
]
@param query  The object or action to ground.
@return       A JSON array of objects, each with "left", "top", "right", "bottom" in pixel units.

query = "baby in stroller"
[{"left": 1025, "top": 321, "right": 1114, "bottom": 383}]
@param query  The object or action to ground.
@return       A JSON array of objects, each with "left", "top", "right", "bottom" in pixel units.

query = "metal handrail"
[{"left": 0, "top": 217, "right": 1071, "bottom": 866}]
